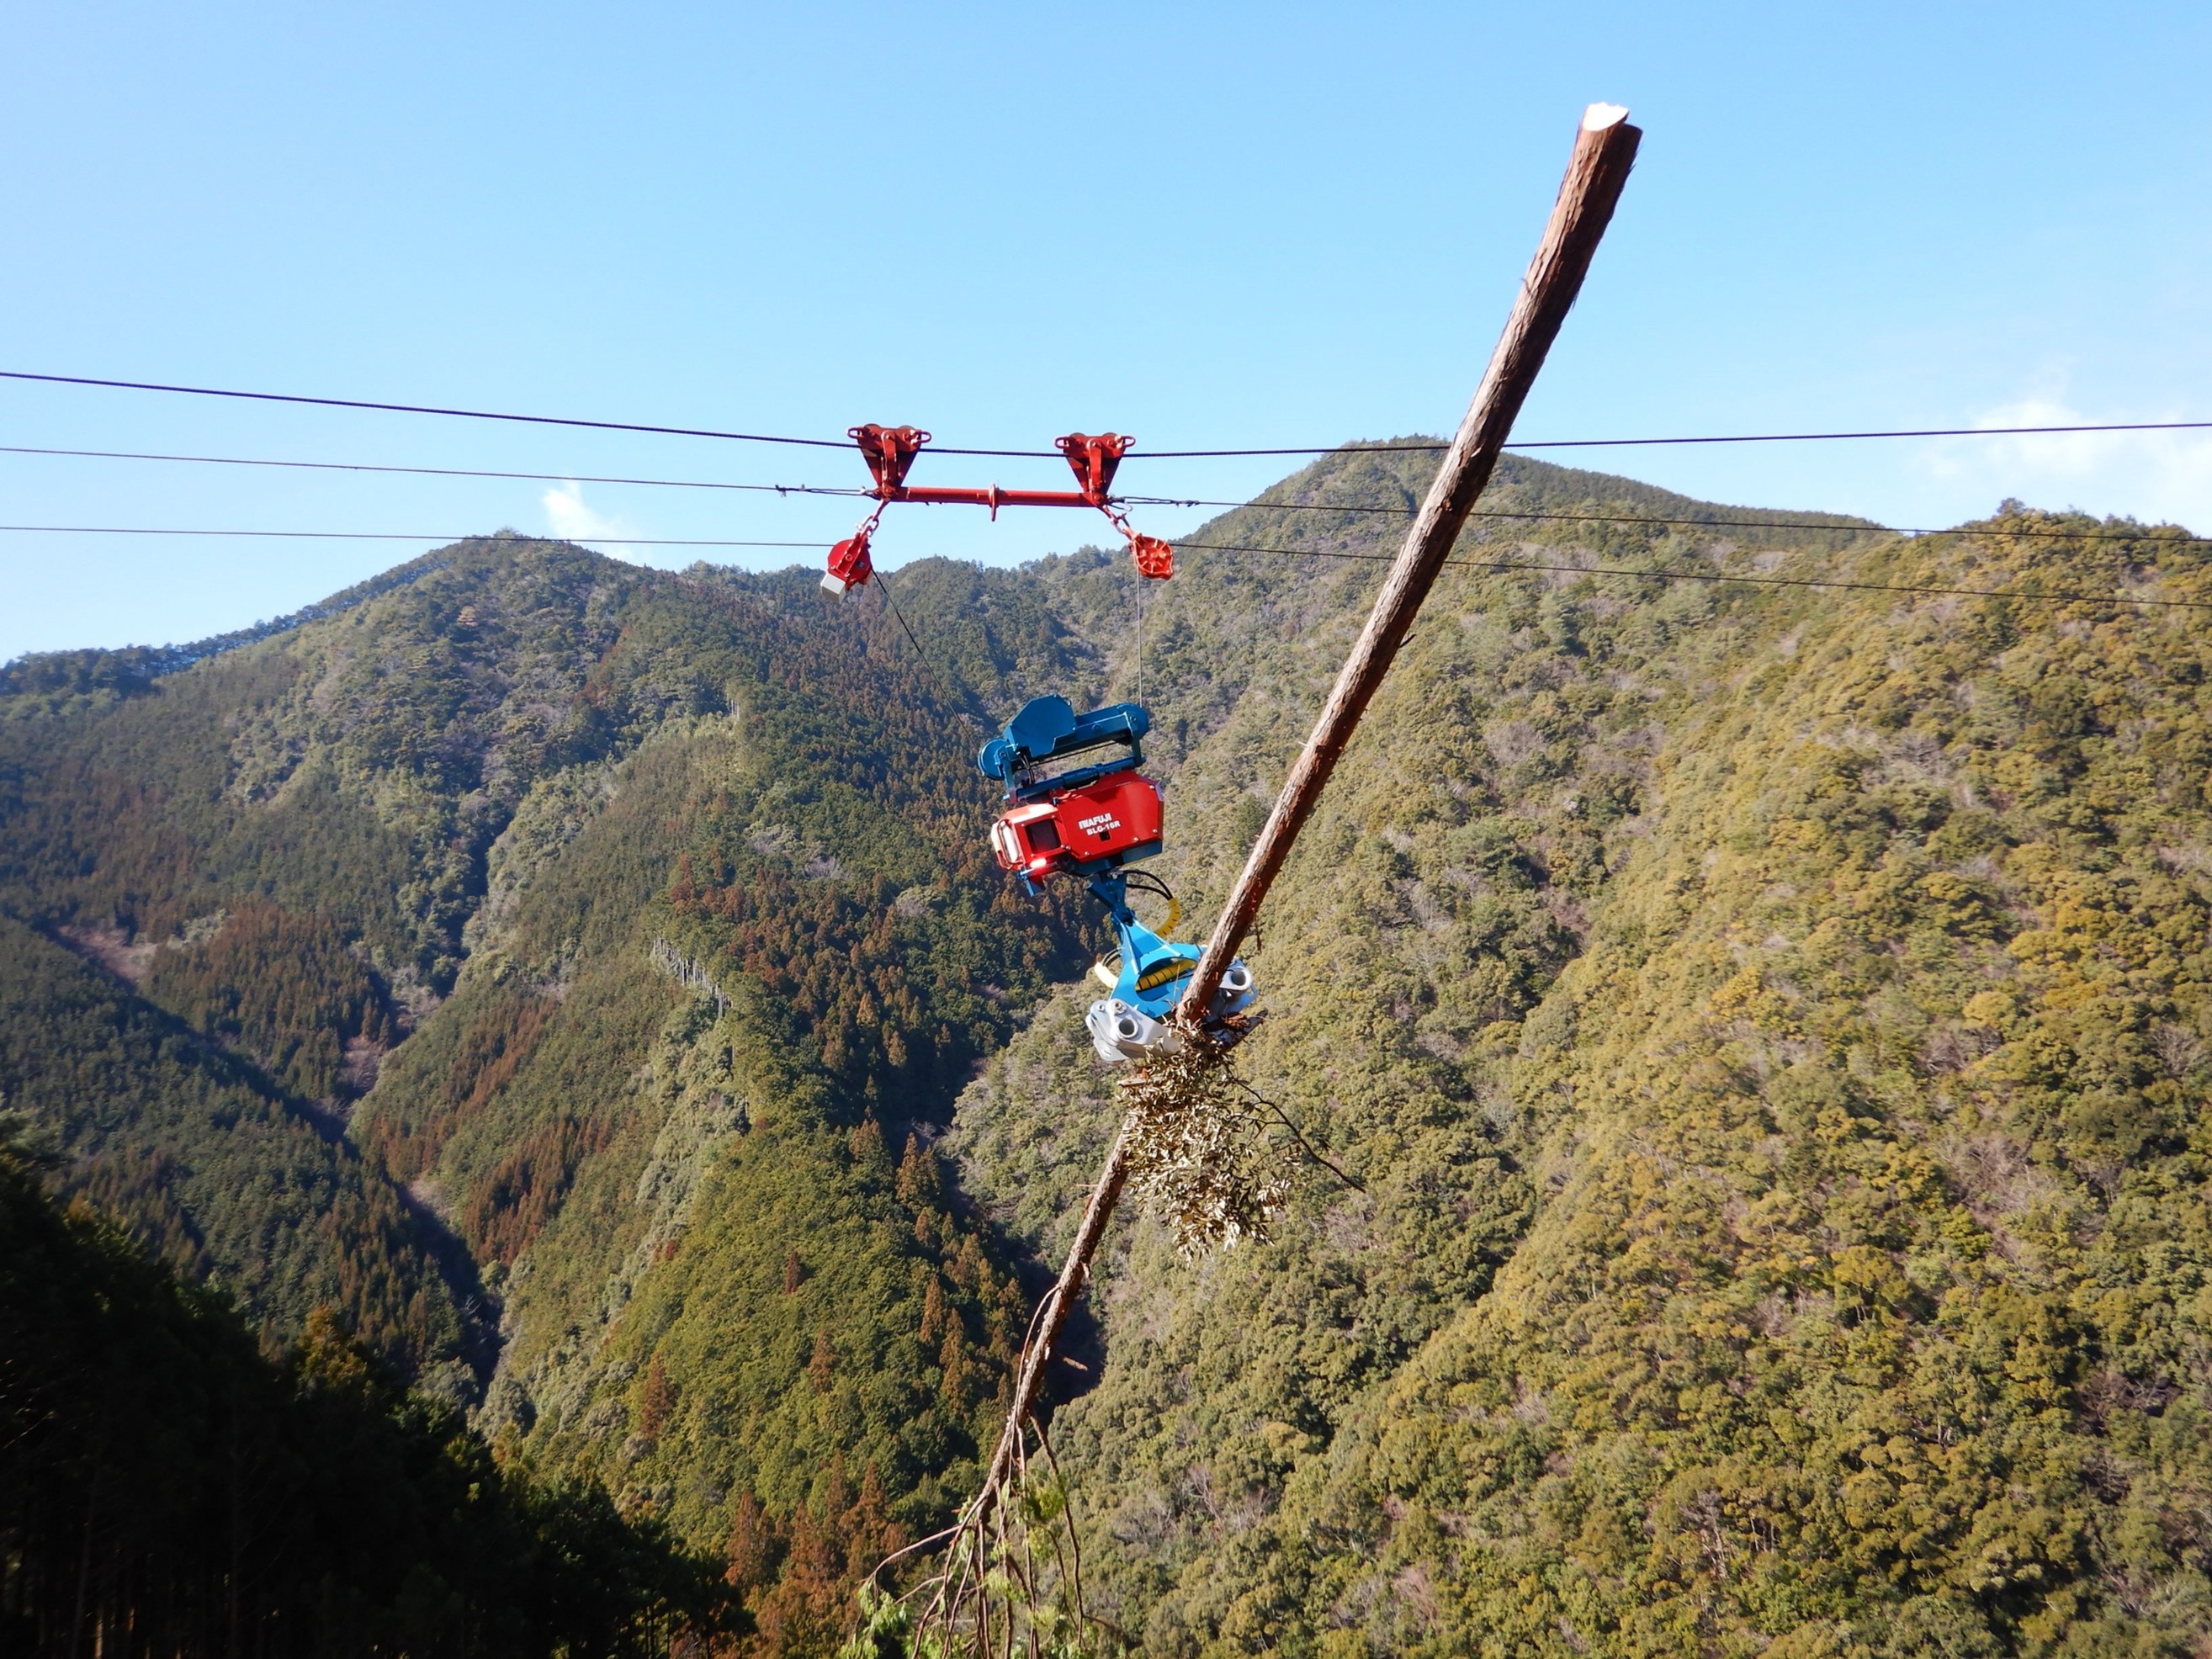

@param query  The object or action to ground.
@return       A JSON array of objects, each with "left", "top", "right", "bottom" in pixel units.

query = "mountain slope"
[
  {"left": 0, "top": 1125, "right": 724, "bottom": 1654},
  {"left": 0, "top": 914, "right": 477, "bottom": 1373},
  {"left": 7, "top": 451, "right": 2208, "bottom": 1656},
  {"left": 947, "top": 462, "right": 2212, "bottom": 1656},
  {"left": 0, "top": 534, "right": 1103, "bottom": 1642},
  {"left": 0, "top": 536, "right": 673, "bottom": 1377}
]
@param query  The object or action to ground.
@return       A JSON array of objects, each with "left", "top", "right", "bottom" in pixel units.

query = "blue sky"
[{"left": 3, "top": 1, "right": 2208, "bottom": 661}]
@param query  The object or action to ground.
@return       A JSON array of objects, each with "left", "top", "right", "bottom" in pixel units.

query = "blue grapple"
[{"left": 980, "top": 694, "right": 1256, "bottom": 1063}]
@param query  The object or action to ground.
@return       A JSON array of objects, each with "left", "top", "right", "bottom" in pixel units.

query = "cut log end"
[{"left": 1582, "top": 102, "right": 1631, "bottom": 131}]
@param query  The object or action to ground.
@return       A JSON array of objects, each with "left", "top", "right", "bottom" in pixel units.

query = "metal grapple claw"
[{"left": 1086, "top": 998, "right": 1182, "bottom": 1065}]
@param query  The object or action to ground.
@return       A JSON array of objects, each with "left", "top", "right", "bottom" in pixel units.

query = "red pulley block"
[{"left": 822, "top": 525, "right": 875, "bottom": 595}]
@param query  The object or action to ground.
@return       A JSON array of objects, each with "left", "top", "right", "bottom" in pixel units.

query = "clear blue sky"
[{"left": 4, "top": 1, "right": 2208, "bottom": 662}]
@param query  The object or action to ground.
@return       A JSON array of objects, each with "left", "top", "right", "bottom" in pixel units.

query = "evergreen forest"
[{"left": 4, "top": 445, "right": 2209, "bottom": 1656}]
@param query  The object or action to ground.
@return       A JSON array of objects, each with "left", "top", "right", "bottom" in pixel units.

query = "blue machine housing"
[{"left": 979, "top": 695, "right": 1151, "bottom": 805}]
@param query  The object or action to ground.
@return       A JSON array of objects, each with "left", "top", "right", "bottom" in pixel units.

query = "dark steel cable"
[
  {"left": 1117, "top": 496, "right": 2209, "bottom": 547},
  {"left": 1135, "top": 419, "right": 2212, "bottom": 458},
  {"left": 867, "top": 565, "right": 977, "bottom": 720},
  {"left": 869, "top": 565, "right": 936, "bottom": 669},
  {"left": 1515, "top": 419, "right": 2212, "bottom": 450},
  {"left": 8, "top": 368, "right": 2207, "bottom": 459},
  {"left": 5, "top": 445, "right": 2193, "bottom": 550},
  {"left": 0, "top": 525, "right": 825, "bottom": 546},
  {"left": 0, "top": 370, "right": 863, "bottom": 449},
  {"left": 1173, "top": 538, "right": 2212, "bottom": 611},
  {"left": 11, "top": 507, "right": 2209, "bottom": 559},
  {"left": 0, "top": 443, "right": 867, "bottom": 496},
  {"left": 0, "top": 370, "right": 1056, "bottom": 458}
]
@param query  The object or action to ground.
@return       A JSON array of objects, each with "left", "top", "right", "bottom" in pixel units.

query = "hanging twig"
[{"left": 1228, "top": 1075, "right": 1366, "bottom": 1193}]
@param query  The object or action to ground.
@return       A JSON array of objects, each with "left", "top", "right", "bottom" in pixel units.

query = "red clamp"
[
  {"left": 1059, "top": 432, "right": 1169, "bottom": 573},
  {"left": 1056, "top": 432, "right": 1133, "bottom": 506},
  {"left": 851, "top": 424, "right": 931, "bottom": 499}
]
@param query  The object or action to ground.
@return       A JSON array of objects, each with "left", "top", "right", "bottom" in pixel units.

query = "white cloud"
[
  {"left": 1915, "top": 394, "right": 2212, "bottom": 533},
  {"left": 542, "top": 480, "right": 642, "bottom": 549}
]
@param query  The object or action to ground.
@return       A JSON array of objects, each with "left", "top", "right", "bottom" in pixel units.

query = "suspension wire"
[
  {"left": 9, "top": 508, "right": 2204, "bottom": 555},
  {"left": 1172, "top": 538, "right": 2212, "bottom": 612},
  {"left": 0, "top": 446, "right": 2203, "bottom": 555},
  {"left": 0, "top": 524, "right": 825, "bottom": 546},
  {"left": 866, "top": 565, "right": 990, "bottom": 730},
  {"left": 868, "top": 564, "right": 939, "bottom": 680},
  {"left": 8, "top": 506, "right": 2209, "bottom": 568},
  {"left": 8, "top": 368, "right": 2209, "bottom": 458},
  {"left": 1117, "top": 496, "right": 2212, "bottom": 547},
  {"left": 0, "top": 370, "right": 858, "bottom": 449},
  {"left": 0, "top": 370, "right": 1049, "bottom": 458},
  {"left": 3, "top": 443, "right": 2199, "bottom": 553},
  {"left": 0, "top": 443, "right": 867, "bottom": 497},
  {"left": 1133, "top": 558, "right": 1146, "bottom": 708},
  {"left": 1135, "top": 418, "right": 2212, "bottom": 458}
]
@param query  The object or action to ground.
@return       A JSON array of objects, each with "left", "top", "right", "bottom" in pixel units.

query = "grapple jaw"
[{"left": 1083, "top": 897, "right": 1257, "bottom": 1064}]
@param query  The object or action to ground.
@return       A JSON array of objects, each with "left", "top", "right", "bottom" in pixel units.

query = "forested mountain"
[
  {"left": 4, "top": 448, "right": 2209, "bottom": 1656},
  {"left": 0, "top": 1118, "right": 724, "bottom": 1654}
]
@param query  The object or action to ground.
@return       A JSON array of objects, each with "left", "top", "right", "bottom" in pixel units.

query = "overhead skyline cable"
[{"left": 5, "top": 367, "right": 2208, "bottom": 457}]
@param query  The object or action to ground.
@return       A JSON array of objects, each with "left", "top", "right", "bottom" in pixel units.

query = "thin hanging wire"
[
  {"left": 1134, "top": 559, "right": 1146, "bottom": 708},
  {"left": 867, "top": 564, "right": 969, "bottom": 717}
]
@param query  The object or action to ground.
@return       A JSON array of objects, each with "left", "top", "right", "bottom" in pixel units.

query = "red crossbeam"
[{"left": 893, "top": 485, "right": 1096, "bottom": 517}]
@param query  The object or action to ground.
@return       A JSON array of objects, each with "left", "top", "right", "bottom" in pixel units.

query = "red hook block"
[{"left": 1129, "top": 533, "right": 1173, "bottom": 580}]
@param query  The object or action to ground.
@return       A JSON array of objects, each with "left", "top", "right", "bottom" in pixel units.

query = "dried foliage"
[{"left": 1117, "top": 1042, "right": 1292, "bottom": 1257}]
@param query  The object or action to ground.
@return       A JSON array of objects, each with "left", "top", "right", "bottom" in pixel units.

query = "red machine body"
[{"left": 989, "top": 767, "right": 1164, "bottom": 883}]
